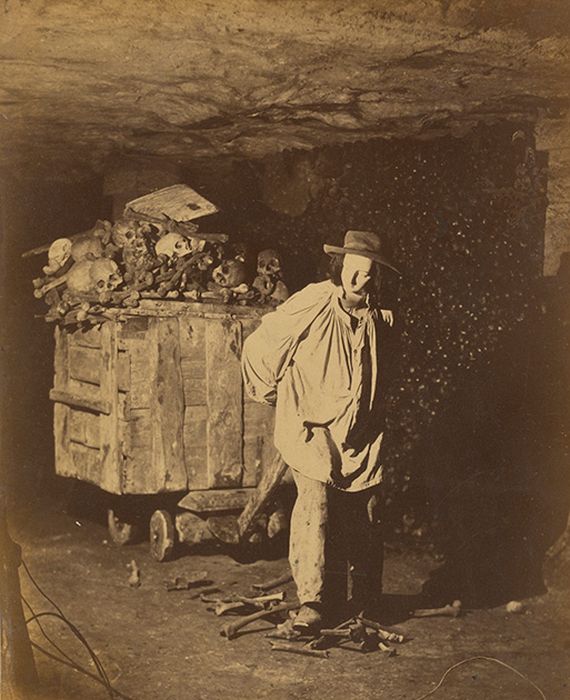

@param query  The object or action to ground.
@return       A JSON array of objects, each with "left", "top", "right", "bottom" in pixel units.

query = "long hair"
[{"left": 326, "top": 253, "right": 384, "bottom": 307}]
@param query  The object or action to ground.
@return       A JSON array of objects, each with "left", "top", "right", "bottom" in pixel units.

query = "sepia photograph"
[{"left": 1, "top": 1, "right": 569, "bottom": 698}]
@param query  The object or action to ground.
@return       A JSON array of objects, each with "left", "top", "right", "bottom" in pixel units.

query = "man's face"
[{"left": 340, "top": 254, "right": 374, "bottom": 305}]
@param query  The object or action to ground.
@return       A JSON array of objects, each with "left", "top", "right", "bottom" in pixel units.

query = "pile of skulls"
[{"left": 32, "top": 215, "right": 289, "bottom": 325}]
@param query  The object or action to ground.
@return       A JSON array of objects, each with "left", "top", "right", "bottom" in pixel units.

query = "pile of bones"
[
  {"left": 31, "top": 214, "right": 289, "bottom": 326},
  {"left": 194, "top": 572, "right": 462, "bottom": 658}
]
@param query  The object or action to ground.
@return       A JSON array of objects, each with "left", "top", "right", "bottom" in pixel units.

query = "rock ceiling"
[{"left": 1, "top": 0, "right": 569, "bottom": 175}]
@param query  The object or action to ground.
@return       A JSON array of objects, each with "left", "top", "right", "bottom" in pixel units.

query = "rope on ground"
[{"left": 412, "top": 655, "right": 547, "bottom": 700}]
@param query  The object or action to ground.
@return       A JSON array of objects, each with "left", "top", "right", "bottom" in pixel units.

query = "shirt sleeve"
[{"left": 241, "top": 282, "right": 333, "bottom": 405}]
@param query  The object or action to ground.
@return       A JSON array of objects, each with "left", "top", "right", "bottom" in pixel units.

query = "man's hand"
[
  {"left": 366, "top": 489, "right": 383, "bottom": 525},
  {"left": 380, "top": 309, "right": 394, "bottom": 327}
]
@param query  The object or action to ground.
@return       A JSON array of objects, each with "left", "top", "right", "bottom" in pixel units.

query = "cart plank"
[
  {"left": 53, "top": 403, "right": 72, "bottom": 476},
  {"left": 99, "top": 322, "right": 121, "bottom": 493},
  {"left": 69, "top": 345, "right": 102, "bottom": 386},
  {"left": 68, "top": 409, "right": 101, "bottom": 449},
  {"left": 181, "top": 358, "right": 206, "bottom": 406},
  {"left": 149, "top": 318, "right": 187, "bottom": 491},
  {"left": 68, "top": 326, "right": 102, "bottom": 349},
  {"left": 128, "top": 409, "right": 152, "bottom": 450},
  {"left": 178, "top": 317, "right": 206, "bottom": 359},
  {"left": 69, "top": 442, "right": 103, "bottom": 486},
  {"left": 50, "top": 388, "right": 111, "bottom": 415},
  {"left": 127, "top": 337, "right": 151, "bottom": 409},
  {"left": 243, "top": 402, "right": 276, "bottom": 487},
  {"left": 178, "top": 488, "right": 254, "bottom": 513},
  {"left": 53, "top": 326, "right": 69, "bottom": 388},
  {"left": 206, "top": 319, "right": 244, "bottom": 488},
  {"left": 183, "top": 406, "right": 208, "bottom": 489}
]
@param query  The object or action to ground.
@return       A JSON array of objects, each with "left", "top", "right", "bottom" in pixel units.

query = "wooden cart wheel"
[
  {"left": 149, "top": 510, "right": 175, "bottom": 562},
  {"left": 107, "top": 508, "right": 136, "bottom": 545}
]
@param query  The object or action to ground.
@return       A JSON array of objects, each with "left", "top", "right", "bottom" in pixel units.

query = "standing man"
[{"left": 242, "top": 230, "right": 400, "bottom": 632}]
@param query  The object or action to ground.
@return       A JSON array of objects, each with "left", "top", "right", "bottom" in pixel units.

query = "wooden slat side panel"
[
  {"left": 240, "top": 320, "right": 262, "bottom": 406},
  {"left": 68, "top": 346, "right": 102, "bottom": 386},
  {"left": 117, "top": 392, "right": 129, "bottom": 422},
  {"left": 126, "top": 338, "right": 151, "bottom": 409},
  {"left": 206, "top": 319, "right": 244, "bottom": 488},
  {"left": 178, "top": 488, "right": 254, "bottom": 512},
  {"left": 149, "top": 317, "right": 187, "bottom": 491},
  {"left": 65, "top": 378, "right": 103, "bottom": 406},
  {"left": 53, "top": 326, "right": 69, "bottom": 390},
  {"left": 68, "top": 326, "right": 102, "bottom": 349},
  {"left": 68, "top": 443, "right": 107, "bottom": 490},
  {"left": 68, "top": 409, "right": 101, "bottom": 449},
  {"left": 178, "top": 317, "right": 206, "bottom": 360},
  {"left": 121, "top": 411, "right": 155, "bottom": 494},
  {"left": 117, "top": 351, "right": 130, "bottom": 393},
  {"left": 119, "top": 316, "right": 149, "bottom": 342},
  {"left": 183, "top": 405, "right": 208, "bottom": 490},
  {"left": 243, "top": 402, "right": 276, "bottom": 487},
  {"left": 181, "top": 358, "right": 206, "bottom": 406},
  {"left": 128, "top": 409, "right": 152, "bottom": 451},
  {"left": 241, "top": 318, "right": 261, "bottom": 343},
  {"left": 244, "top": 402, "right": 275, "bottom": 436},
  {"left": 53, "top": 402, "right": 73, "bottom": 477},
  {"left": 123, "top": 299, "right": 269, "bottom": 319},
  {"left": 99, "top": 322, "right": 121, "bottom": 493}
]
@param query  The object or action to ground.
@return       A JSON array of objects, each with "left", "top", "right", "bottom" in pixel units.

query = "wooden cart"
[{"left": 50, "top": 299, "right": 276, "bottom": 560}]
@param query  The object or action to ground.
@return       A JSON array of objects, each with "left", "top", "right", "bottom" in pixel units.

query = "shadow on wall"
[
  {"left": 0, "top": 172, "right": 104, "bottom": 509},
  {"left": 419, "top": 259, "right": 570, "bottom": 606}
]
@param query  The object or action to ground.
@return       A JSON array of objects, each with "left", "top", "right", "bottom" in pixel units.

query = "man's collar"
[{"left": 336, "top": 284, "right": 371, "bottom": 310}]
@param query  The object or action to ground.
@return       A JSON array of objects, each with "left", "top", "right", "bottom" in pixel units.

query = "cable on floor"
[
  {"left": 30, "top": 641, "right": 133, "bottom": 700},
  {"left": 413, "top": 655, "right": 547, "bottom": 700},
  {"left": 22, "top": 593, "right": 84, "bottom": 670},
  {"left": 24, "top": 610, "right": 116, "bottom": 698},
  {"left": 21, "top": 556, "right": 125, "bottom": 699}
]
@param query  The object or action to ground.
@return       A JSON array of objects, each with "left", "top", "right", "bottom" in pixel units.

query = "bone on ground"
[
  {"left": 220, "top": 602, "right": 299, "bottom": 640},
  {"left": 269, "top": 641, "right": 329, "bottom": 659},
  {"left": 412, "top": 600, "right": 462, "bottom": 618},
  {"left": 251, "top": 572, "right": 294, "bottom": 593}
]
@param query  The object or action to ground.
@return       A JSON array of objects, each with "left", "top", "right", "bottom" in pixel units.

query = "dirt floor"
[{"left": 9, "top": 489, "right": 570, "bottom": 700}]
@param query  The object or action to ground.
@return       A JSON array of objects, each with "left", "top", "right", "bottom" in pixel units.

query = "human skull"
[
  {"left": 70, "top": 235, "right": 103, "bottom": 262},
  {"left": 189, "top": 237, "right": 206, "bottom": 253},
  {"left": 212, "top": 259, "right": 247, "bottom": 288},
  {"left": 67, "top": 260, "right": 96, "bottom": 295},
  {"left": 136, "top": 221, "right": 154, "bottom": 236},
  {"left": 112, "top": 220, "right": 136, "bottom": 248},
  {"left": 195, "top": 251, "right": 214, "bottom": 271},
  {"left": 92, "top": 220, "right": 113, "bottom": 245},
  {"left": 270, "top": 279, "right": 290, "bottom": 304},
  {"left": 155, "top": 233, "right": 191, "bottom": 260},
  {"left": 149, "top": 221, "right": 170, "bottom": 238},
  {"left": 90, "top": 258, "right": 122, "bottom": 292},
  {"left": 44, "top": 238, "right": 72, "bottom": 274},
  {"left": 123, "top": 230, "right": 152, "bottom": 260},
  {"left": 257, "top": 249, "right": 282, "bottom": 277}
]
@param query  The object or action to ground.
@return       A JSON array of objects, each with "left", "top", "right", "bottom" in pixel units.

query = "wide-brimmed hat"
[{"left": 323, "top": 230, "right": 401, "bottom": 275}]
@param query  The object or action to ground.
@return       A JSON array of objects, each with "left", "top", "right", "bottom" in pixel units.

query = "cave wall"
[{"left": 536, "top": 116, "right": 570, "bottom": 277}]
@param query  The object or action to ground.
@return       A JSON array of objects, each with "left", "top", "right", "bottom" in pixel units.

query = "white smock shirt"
[{"left": 241, "top": 280, "right": 386, "bottom": 492}]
